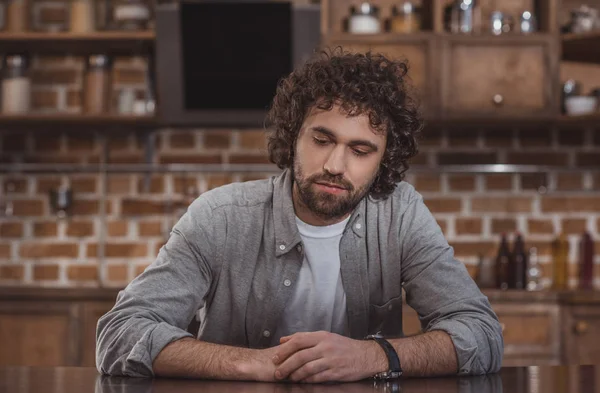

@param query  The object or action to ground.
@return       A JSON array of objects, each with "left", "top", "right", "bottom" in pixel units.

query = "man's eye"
[
  {"left": 352, "top": 149, "right": 369, "bottom": 156},
  {"left": 313, "top": 138, "right": 329, "bottom": 145}
]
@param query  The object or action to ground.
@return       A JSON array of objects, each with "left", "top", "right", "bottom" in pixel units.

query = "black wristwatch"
[{"left": 365, "top": 333, "right": 403, "bottom": 380}]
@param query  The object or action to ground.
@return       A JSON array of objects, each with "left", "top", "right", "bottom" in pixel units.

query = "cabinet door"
[
  {"left": 441, "top": 36, "right": 558, "bottom": 117},
  {"left": 0, "top": 302, "right": 80, "bottom": 366},
  {"left": 81, "top": 302, "right": 115, "bottom": 367},
  {"left": 323, "top": 35, "right": 438, "bottom": 116},
  {"left": 565, "top": 306, "right": 600, "bottom": 365}
]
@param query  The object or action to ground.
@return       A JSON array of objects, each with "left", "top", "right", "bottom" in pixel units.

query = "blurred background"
[{"left": 0, "top": 0, "right": 598, "bottom": 371}]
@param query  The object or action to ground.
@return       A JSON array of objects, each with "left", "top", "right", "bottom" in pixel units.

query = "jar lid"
[
  {"left": 392, "top": 2, "right": 414, "bottom": 15},
  {"left": 4, "top": 54, "right": 28, "bottom": 69},
  {"left": 350, "top": 2, "right": 379, "bottom": 16},
  {"left": 87, "top": 54, "right": 111, "bottom": 68}
]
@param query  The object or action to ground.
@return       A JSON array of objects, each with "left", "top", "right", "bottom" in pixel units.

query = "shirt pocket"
[{"left": 368, "top": 295, "right": 404, "bottom": 338}]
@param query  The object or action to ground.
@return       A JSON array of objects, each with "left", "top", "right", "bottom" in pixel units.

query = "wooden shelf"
[
  {"left": 0, "top": 31, "right": 155, "bottom": 55},
  {"left": 325, "top": 32, "right": 554, "bottom": 45},
  {"left": 562, "top": 31, "right": 600, "bottom": 64},
  {"left": 0, "top": 114, "right": 158, "bottom": 130}
]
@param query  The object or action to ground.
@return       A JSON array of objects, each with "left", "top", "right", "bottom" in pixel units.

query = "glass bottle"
[
  {"left": 70, "top": 0, "right": 96, "bottom": 33},
  {"left": 348, "top": 2, "right": 381, "bottom": 34},
  {"left": 6, "top": 0, "right": 28, "bottom": 32},
  {"left": 82, "top": 54, "right": 112, "bottom": 114},
  {"left": 512, "top": 234, "right": 528, "bottom": 290},
  {"left": 390, "top": 2, "right": 421, "bottom": 33},
  {"left": 495, "top": 233, "right": 511, "bottom": 290},
  {"left": 476, "top": 253, "right": 495, "bottom": 289},
  {"left": 551, "top": 234, "right": 569, "bottom": 290},
  {"left": 2, "top": 54, "right": 31, "bottom": 114},
  {"left": 578, "top": 232, "right": 595, "bottom": 290}
]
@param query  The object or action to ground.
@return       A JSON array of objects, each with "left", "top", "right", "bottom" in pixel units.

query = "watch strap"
[{"left": 366, "top": 335, "right": 402, "bottom": 379}]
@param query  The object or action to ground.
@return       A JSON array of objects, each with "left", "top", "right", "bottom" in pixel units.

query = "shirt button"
[
  {"left": 279, "top": 244, "right": 286, "bottom": 251},
  {"left": 355, "top": 223, "right": 362, "bottom": 230},
  {"left": 283, "top": 279, "right": 292, "bottom": 287},
  {"left": 388, "top": 304, "right": 393, "bottom": 311},
  {"left": 296, "top": 244, "right": 302, "bottom": 253},
  {"left": 263, "top": 330, "right": 271, "bottom": 338}
]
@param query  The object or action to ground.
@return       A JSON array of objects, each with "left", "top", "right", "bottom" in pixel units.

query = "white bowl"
[{"left": 565, "top": 96, "right": 598, "bottom": 116}]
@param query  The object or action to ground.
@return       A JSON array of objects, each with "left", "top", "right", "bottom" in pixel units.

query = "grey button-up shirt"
[{"left": 96, "top": 169, "right": 503, "bottom": 377}]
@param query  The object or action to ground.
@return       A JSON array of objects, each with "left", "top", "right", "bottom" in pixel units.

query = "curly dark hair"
[{"left": 266, "top": 48, "right": 423, "bottom": 200}]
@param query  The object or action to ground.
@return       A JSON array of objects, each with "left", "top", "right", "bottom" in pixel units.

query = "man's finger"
[
  {"left": 272, "top": 332, "right": 318, "bottom": 365},
  {"left": 301, "top": 369, "right": 336, "bottom": 384},
  {"left": 288, "top": 359, "right": 329, "bottom": 382},
  {"left": 275, "top": 347, "right": 321, "bottom": 380}
]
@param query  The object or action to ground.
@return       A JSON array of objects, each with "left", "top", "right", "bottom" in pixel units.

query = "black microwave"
[{"left": 155, "top": 0, "right": 321, "bottom": 127}]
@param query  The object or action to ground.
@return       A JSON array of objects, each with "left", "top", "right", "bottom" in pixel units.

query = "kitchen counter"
[{"left": 0, "top": 365, "right": 595, "bottom": 393}]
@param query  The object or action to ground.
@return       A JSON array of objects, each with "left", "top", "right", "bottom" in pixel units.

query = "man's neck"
[{"left": 292, "top": 183, "right": 351, "bottom": 227}]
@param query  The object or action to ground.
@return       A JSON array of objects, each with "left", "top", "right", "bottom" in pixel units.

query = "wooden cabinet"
[
  {"left": 440, "top": 36, "right": 559, "bottom": 117},
  {"left": 565, "top": 305, "right": 600, "bottom": 365}
]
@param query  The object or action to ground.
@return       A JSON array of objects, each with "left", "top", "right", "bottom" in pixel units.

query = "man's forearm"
[
  {"left": 153, "top": 337, "right": 276, "bottom": 381},
  {"left": 387, "top": 330, "right": 458, "bottom": 377}
]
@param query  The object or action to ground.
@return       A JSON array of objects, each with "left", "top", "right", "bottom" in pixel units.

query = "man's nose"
[{"left": 323, "top": 145, "right": 346, "bottom": 176}]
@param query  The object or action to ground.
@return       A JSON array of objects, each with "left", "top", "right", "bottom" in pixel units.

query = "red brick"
[
  {"left": 0, "top": 244, "right": 11, "bottom": 258},
  {"left": 437, "top": 152, "right": 497, "bottom": 165},
  {"left": 471, "top": 197, "right": 532, "bottom": 213},
  {"left": 159, "top": 154, "right": 222, "bottom": 164},
  {"left": 541, "top": 197, "right": 600, "bottom": 213},
  {"left": 138, "top": 221, "right": 162, "bottom": 237},
  {"left": 556, "top": 174, "right": 583, "bottom": 191},
  {"left": 32, "top": 69, "right": 77, "bottom": 85},
  {"left": 558, "top": 129, "right": 585, "bottom": 146},
  {"left": 0, "top": 265, "right": 24, "bottom": 280},
  {"left": 67, "top": 265, "right": 98, "bottom": 282},
  {"left": 71, "top": 200, "right": 111, "bottom": 215},
  {"left": 239, "top": 130, "right": 267, "bottom": 150},
  {"left": 204, "top": 132, "right": 231, "bottom": 149},
  {"left": 528, "top": 219, "right": 554, "bottom": 235},
  {"left": 526, "top": 241, "right": 553, "bottom": 257},
  {"left": 66, "top": 89, "right": 81, "bottom": 107},
  {"left": 32, "top": 136, "right": 62, "bottom": 152},
  {"left": 483, "top": 130, "right": 513, "bottom": 148},
  {"left": 87, "top": 243, "right": 148, "bottom": 258},
  {"left": 507, "top": 152, "right": 568, "bottom": 166},
  {"left": 108, "top": 154, "right": 145, "bottom": 164},
  {"left": 107, "top": 264, "right": 129, "bottom": 282},
  {"left": 562, "top": 219, "right": 587, "bottom": 235},
  {"left": 135, "top": 264, "right": 150, "bottom": 277},
  {"left": 121, "top": 199, "right": 168, "bottom": 216},
  {"left": 32, "top": 90, "right": 58, "bottom": 109},
  {"left": 2, "top": 134, "right": 27, "bottom": 152},
  {"left": 33, "top": 265, "right": 59, "bottom": 280},
  {"left": 173, "top": 176, "right": 199, "bottom": 194},
  {"left": 108, "top": 176, "right": 132, "bottom": 194},
  {"left": 36, "top": 177, "right": 62, "bottom": 193},
  {"left": 137, "top": 176, "right": 165, "bottom": 194},
  {"left": 66, "top": 221, "right": 94, "bottom": 237},
  {"left": 413, "top": 174, "right": 440, "bottom": 192},
  {"left": 239, "top": 174, "right": 270, "bottom": 182},
  {"left": 518, "top": 129, "right": 552, "bottom": 147},
  {"left": 446, "top": 129, "right": 479, "bottom": 147},
  {"left": 39, "top": 5, "right": 67, "bottom": 23},
  {"left": 71, "top": 177, "right": 98, "bottom": 193},
  {"left": 24, "top": 154, "right": 82, "bottom": 164},
  {"left": 521, "top": 173, "right": 548, "bottom": 191},
  {"left": 228, "top": 154, "right": 270, "bottom": 164},
  {"left": 12, "top": 200, "right": 45, "bottom": 216},
  {"left": 107, "top": 220, "right": 129, "bottom": 237},
  {"left": 66, "top": 134, "right": 96, "bottom": 151},
  {"left": 491, "top": 219, "right": 517, "bottom": 234},
  {"left": 450, "top": 242, "right": 497, "bottom": 258},
  {"left": 409, "top": 153, "right": 428, "bottom": 166},
  {"left": 436, "top": 218, "right": 447, "bottom": 234},
  {"left": 169, "top": 132, "right": 196, "bottom": 149},
  {"left": 107, "top": 135, "right": 131, "bottom": 151},
  {"left": 20, "top": 243, "right": 78, "bottom": 258},
  {"left": 33, "top": 222, "right": 58, "bottom": 237},
  {"left": 114, "top": 68, "right": 146, "bottom": 84},
  {"left": 0, "top": 222, "right": 23, "bottom": 237},
  {"left": 455, "top": 218, "right": 482, "bottom": 235},
  {"left": 577, "top": 153, "right": 600, "bottom": 167},
  {"left": 3, "top": 178, "right": 27, "bottom": 193},
  {"left": 423, "top": 198, "right": 462, "bottom": 213},
  {"left": 448, "top": 175, "right": 476, "bottom": 191},
  {"left": 419, "top": 128, "right": 442, "bottom": 146},
  {"left": 207, "top": 174, "right": 233, "bottom": 191}
]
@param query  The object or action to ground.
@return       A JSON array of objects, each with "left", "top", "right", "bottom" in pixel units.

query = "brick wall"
[{"left": 0, "top": 126, "right": 599, "bottom": 289}]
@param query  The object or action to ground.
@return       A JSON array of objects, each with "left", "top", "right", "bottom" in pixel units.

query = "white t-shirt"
[{"left": 271, "top": 216, "right": 349, "bottom": 345}]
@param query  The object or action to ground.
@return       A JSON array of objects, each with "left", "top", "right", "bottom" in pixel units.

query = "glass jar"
[
  {"left": 70, "top": 0, "right": 96, "bottom": 33},
  {"left": 2, "top": 54, "right": 31, "bottom": 114},
  {"left": 112, "top": 0, "right": 150, "bottom": 30},
  {"left": 390, "top": 2, "right": 421, "bottom": 33},
  {"left": 348, "top": 2, "right": 381, "bottom": 34},
  {"left": 83, "top": 54, "right": 112, "bottom": 114},
  {"left": 6, "top": 0, "right": 28, "bottom": 32}
]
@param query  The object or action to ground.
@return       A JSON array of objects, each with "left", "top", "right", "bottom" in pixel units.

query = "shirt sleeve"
[
  {"left": 400, "top": 195, "right": 504, "bottom": 375},
  {"left": 95, "top": 200, "right": 216, "bottom": 377}
]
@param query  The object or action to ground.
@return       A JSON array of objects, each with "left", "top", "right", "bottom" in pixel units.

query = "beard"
[{"left": 292, "top": 161, "right": 374, "bottom": 220}]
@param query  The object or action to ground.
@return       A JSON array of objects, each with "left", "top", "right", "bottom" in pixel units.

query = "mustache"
[{"left": 308, "top": 173, "right": 354, "bottom": 191}]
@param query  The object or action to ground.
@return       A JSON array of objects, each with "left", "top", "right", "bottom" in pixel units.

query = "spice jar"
[
  {"left": 6, "top": 0, "right": 29, "bottom": 32},
  {"left": 390, "top": 2, "right": 421, "bottom": 33},
  {"left": 2, "top": 54, "right": 31, "bottom": 114},
  {"left": 83, "top": 54, "right": 112, "bottom": 114},
  {"left": 113, "top": 0, "right": 150, "bottom": 30},
  {"left": 70, "top": 0, "right": 95, "bottom": 32},
  {"left": 348, "top": 3, "right": 381, "bottom": 34}
]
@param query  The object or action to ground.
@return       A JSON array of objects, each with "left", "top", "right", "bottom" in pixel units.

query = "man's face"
[{"left": 292, "top": 105, "right": 387, "bottom": 223}]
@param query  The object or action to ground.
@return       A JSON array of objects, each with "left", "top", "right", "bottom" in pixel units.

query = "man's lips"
[{"left": 314, "top": 182, "right": 348, "bottom": 191}]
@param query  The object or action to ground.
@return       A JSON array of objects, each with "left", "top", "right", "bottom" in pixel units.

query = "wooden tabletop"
[{"left": 0, "top": 365, "right": 597, "bottom": 393}]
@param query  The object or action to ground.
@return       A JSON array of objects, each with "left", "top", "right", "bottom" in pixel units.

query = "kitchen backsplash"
[{"left": 0, "top": 125, "right": 599, "bottom": 288}]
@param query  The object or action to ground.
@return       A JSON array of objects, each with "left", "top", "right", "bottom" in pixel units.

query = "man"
[{"left": 96, "top": 50, "right": 503, "bottom": 382}]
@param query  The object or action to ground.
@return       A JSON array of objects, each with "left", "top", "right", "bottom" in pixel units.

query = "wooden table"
[{"left": 0, "top": 365, "right": 598, "bottom": 393}]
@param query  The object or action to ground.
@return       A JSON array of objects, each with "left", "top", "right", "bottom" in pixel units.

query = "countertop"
[{"left": 0, "top": 365, "right": 596, "bottom": 393}]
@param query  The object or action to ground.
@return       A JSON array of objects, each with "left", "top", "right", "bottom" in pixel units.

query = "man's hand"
[
  {"left": 237, "top": 346, "right": 280, "bottom": 382},
  {"left": 271, "top": 331, "right": 387, "bottom": 383}
]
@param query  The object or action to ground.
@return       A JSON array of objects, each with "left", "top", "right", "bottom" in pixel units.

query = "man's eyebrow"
[{"left": 311, "top": 126, "right": 379, "bottom": 151}]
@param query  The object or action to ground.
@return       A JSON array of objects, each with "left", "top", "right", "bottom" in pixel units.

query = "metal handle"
[
  {"left": 574, "top": 321, "right": 589, "bottom": 335},
  {"left": 493, "top": 94, "right": 504, "bottom": 106}
]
